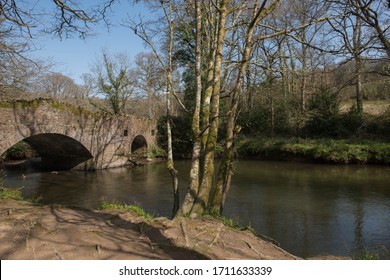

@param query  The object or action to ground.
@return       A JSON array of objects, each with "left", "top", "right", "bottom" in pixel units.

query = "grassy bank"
[
  {"left": 0, "top": 187, "right": 24, "bottom": 200},
  {"left": 237, "top": 138, "right": 390, "bottom": 164},
  {"left": 99, "top": 200, "right": 154, "bottom": 220}
]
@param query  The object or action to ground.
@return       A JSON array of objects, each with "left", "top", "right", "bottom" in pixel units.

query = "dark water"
[{"left": 2, "top": 160, "right": 390, "bottom": 259}]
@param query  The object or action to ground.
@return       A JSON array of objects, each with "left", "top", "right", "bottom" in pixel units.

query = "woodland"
[{"left": 1, "top": 0, "right": 390, "bottom": 218}]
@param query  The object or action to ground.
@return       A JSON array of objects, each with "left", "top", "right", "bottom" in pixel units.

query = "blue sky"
[{"left": 32, "top": 1, "right": 151, "bottom": 84}]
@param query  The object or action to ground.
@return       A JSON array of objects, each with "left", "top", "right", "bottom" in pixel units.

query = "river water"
[{"left": 2, "top": 160, "right": 390, "bottom": 259}]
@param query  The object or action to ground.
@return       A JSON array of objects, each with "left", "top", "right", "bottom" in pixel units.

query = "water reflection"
[
  {"left": 225, "top": 161, "right": 390, "bottom": 258},
  {"left": 2, "top": 160, "right": 390, "bottom": 259}
]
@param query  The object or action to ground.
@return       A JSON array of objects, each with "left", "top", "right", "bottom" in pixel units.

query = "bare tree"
[
  {"left": 0, "top": 0, "right": 117, "bottom": 39},
  {"left": 350, "top": 0, "right": 390, "bottom": 58},
  {"left": 127, "top": 0, "right": 181, "bottom": 217},
  {"left": 327, "top": 0, "right": 380, "bottom": 112},
  {"left": 38, "top": 72, "right": 80, "bottom": 98},
  {"left": 0, "top": 0, "right": 118, "bottom": 98},
  {"left": 133, "top": 52, "right": 165, "bottom": 119}
]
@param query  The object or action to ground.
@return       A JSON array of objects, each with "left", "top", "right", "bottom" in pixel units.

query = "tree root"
[
  {"left": 180, "top": 220, "right": 190, "bottom": 248},
  {"left": 244, "top": 240, "right": 268, "bottom": 259},
  {"left": 209, "top": 224, "right": 223, "bottom": 247}
]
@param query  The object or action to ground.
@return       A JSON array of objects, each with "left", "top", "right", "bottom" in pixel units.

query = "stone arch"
[
  {"left": 20, "top": 133, "right": 93, "bottom": 170},
  {"left": 131, "top": 135, "right": 148, "bottom": 158}
]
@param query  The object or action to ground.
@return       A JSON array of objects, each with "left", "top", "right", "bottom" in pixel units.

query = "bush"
[
  {"left": 236, "top": 137, "right": 390, "bottom": 164},
  {"left": 0, "top": 187, "right": 23, "bottom": 200},
  {"left": 337, "top": 105, "right": 364, "bottom": 137},
  {"left": 5, "top": 141, "right": 38, "bottom": 160},
  {"left": 147, "top": 145, "right": 166, "bottom": 159},
  {"left": 305, "top": 86, "right": 342, "bottom": 137},
  {"left": 237, "top": 97, "right": 291, "bottom": 137},
  {"left": 157, "top": 115, "right": 193, "bottom": 158},
  {"left": 366, "top": 106, "right": 390, "bottom": 140}
]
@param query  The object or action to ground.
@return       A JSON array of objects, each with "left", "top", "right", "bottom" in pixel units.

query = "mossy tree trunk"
[
  {"left": 210, "top": 0, "right": 281, "bottom": 215},
  {"left": 188, "top": 0, "right": 230, "bottom": 216},
  {"left": 163, "top": 1, "right": 180, "bottom": 218},
  {"left": 179, "top": 0, "right": 203, "bottom": 216}
]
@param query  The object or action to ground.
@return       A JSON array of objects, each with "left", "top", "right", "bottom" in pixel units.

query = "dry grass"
[{"left": 340, "top": 100, "right": 390, "bottom": 115}]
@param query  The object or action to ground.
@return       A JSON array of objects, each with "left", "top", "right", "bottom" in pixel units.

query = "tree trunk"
[
  {"left": 300, "top": 37, "right": 308, "bottom": 112},
  {"left": 353, "top": 10, "right": 363, "bottom": 113},
  {"left": 355, "top": 57, "right": 363, "bottom": 113},
  {"left": 167, "top": 118, "right": 179, "bottom": 217},
  {"left": 210, "top": 0, "right": 281, "bottom": 215},
  {"left": 178, "top": 0, "right": 203, "bottom": 216},
  {"left": 190, "top": 0, "right": 230, "bottom": 216},
  {"left": 164, "top": 1, "right": 179, "bottom": 218}
]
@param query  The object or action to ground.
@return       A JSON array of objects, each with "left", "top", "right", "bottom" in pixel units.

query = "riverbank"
[
  {"left": 0, "top": 197, "right": 303, "bottom": 260},
  {"left": 237, "top": 138, "right": 390, "bottom": 164}
]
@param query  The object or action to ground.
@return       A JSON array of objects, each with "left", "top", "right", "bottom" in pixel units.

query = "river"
[{"left": 2, "top": 160, "right": 390, "bottom": 259}]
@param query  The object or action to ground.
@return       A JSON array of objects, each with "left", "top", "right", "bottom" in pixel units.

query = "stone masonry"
[{"left": 0, "top": 99, "right": 156, "bottom": 170}]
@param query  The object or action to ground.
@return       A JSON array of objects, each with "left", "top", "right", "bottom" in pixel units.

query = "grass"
[
  {"left": 340, "top": 100, "right": 390, "bottom": 115},
  {"left": 201, "top": 210, "right": 257, "bottom": 234},
  {"left": 353, "top": 250, "right": 380, "bottom": 260},
  {"left": 0, "top": 187, "right": 23, "bottom": 200},
  {"left": 99, "top": 200, "right": 154, "bottom": 220},
  {"left": 237, "top": 137, "right": 390, "bottom": 164},
  {"left": 25, "top": 194, "right": 43, "bottom": 204}
]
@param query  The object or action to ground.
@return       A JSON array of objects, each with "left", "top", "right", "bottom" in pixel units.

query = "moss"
[
  {"left": 47, "top": 99, "right": 97, "bottom": 118},
  {"left": 0, "top": 98, "right": 98, "bottom": 118},
  {"left": 0, "top": 101, "right": 14, "bottom": 108},
  {"left": 0, "top": 99, "right": 42, "bottom": 109}
]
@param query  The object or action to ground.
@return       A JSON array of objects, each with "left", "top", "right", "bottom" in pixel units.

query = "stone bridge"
[{"left": 0, "top": 99, "right": 156, "bottom": 170}]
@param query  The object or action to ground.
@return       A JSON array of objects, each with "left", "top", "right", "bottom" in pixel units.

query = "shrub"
[
  {"left": 236, "top": 137, "right": 390, "bottom": 164},
  {"left": 0, "top": 187, "right": 23, "bottom": 200},
  {"left": 157, "top": 115, "right": 193, "bottom": 158},
  {"left": 366, "top": 106, "right": 390, "bottom": 139},
  {"left": 305, "top": 86, "right": 342, "bottom": 137},
  {"left": 339, "top": 105, "right": 364, "bottom": 136},
  {"left": 147, "top": 145, "right": 166, "bottom": 159},
  {"left": 5, "top": 141, "right": 38, "bottom": 160}
]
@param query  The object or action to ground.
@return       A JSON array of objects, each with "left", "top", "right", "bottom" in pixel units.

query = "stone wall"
[{"left": 0, "top": 99, "right": 156, "bottom": 170}]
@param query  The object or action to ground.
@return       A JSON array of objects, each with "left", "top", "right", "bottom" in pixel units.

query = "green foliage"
[
  {"left": 237, "top": 137, "right": 390, "bottom": 164},
  {"left": 305, "top": 86, "right": 341, "bottom": 137},
  {"left": 157, "top": 115, "right": 193, "bottom": 158},
  {"left": 202, "top": 211, "right": 257, "bottom": 235},
  {"left": 0, "top": 187, "right": 23, "bottom": 200},
  {"left": 339, "top": 105, "right": 364, "bottom": 136},
  {"left": 238, "top": 87, "right": 291, "bottom": 137},
  {"left": 5, "top": 141, "right": 37, "bottom": 160},
  {"left": 238, "top": 103, "right": 271, "bottom": 136},
  {"left": 147, "top": 145, "right": 166, "bottom": 159},
  {"left": 99, "top": 200, "right": 154, "bottom": 220},
  {"left": 354, "top": 250, "right": 380, "bottom": 260},
  {"left": 94, "top": 52, "right": 133, "bottom": 115},
  {"left": 202, "top": 210, "right": 241, "bottom": 229},
  {"left": 26, "top": 194, "right": 43, "bottom": 204},
  {"left": 366, "top": 106, "right": 390, "bottom": 139},
  {"left": 308, "top": 86, "right": 340, "bottom": 117}
]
